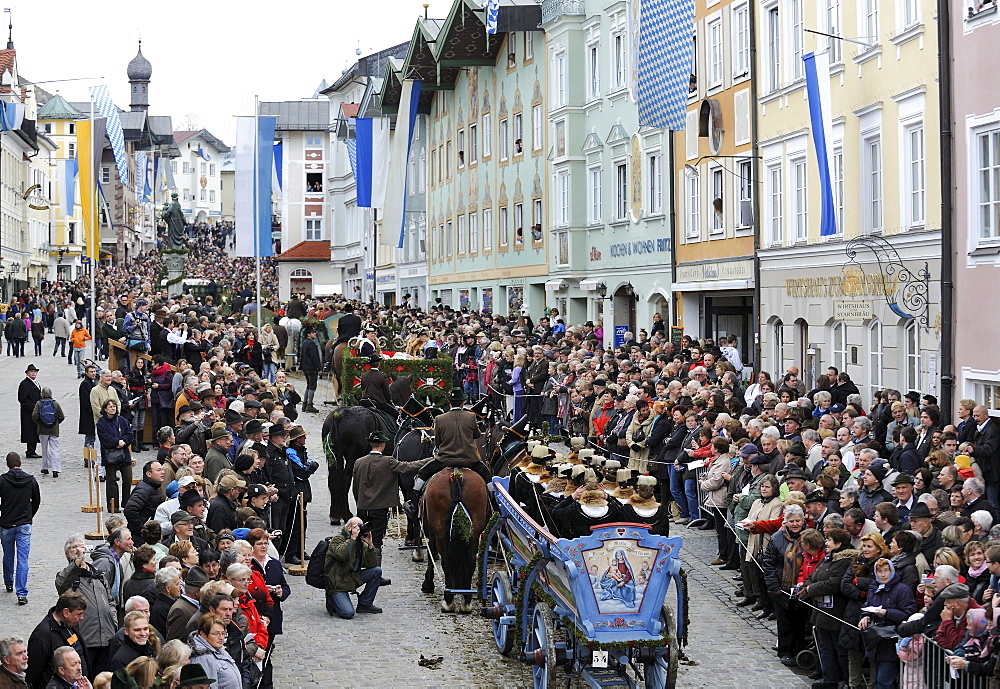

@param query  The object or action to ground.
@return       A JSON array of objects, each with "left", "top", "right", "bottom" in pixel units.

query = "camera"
[{"left": 358, "top": 522, "right": 373, "bottom": 538}]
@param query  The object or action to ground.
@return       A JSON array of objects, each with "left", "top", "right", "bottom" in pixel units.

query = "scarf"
[{"left": 969, "top": 560, "right": 990, "bottom": 579}]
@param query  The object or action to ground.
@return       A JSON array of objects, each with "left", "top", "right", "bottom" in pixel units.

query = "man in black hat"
[
  {"left": 353, "top": 431, "right": 432, "bottom": 550},
  {"left": 263, "top": 425, "right": 295, "bottom": 545},
  {"left": 359, "top": 354, "right": 394, "bottom": 419},
  {"left": 891, "top": 473, "right": 917, "bottom": 520},
  {"left": 17, "top": 365, "right": 42, "bottom": 459},
  {"left": 804, "top": 491, "right": 832, "bottom": 529},
  {"left": 299, "top": 328, "right": 322, "bottom": 414},
  {"left": 176, "top": 662, "right": 215, "bottom": 688},
  {"left": 410, "top": 388, "right": 491, "bottom": 509},
  {"left": 908, "top": 502, "right": 944, "bottom": 561},
  {"left": 203, "top": 423, "right": 234, "bottom": 484},
  {"left": 333, "top": 304, "right": 362, "bottom": 346}
]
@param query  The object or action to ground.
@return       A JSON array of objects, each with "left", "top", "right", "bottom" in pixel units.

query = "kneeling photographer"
[{"left": 324, "top": 516, "right": 383, "bottom": 618}]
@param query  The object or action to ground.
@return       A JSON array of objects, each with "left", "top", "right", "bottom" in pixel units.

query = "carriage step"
[
  {"left": 580, "top": 667, "right": 636, "bottom": 688},
  {"left": 444, "top": 588, "right": 479, "bottom": 596}
]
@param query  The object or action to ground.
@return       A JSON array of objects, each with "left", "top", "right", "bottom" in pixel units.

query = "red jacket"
[
  {"left": 935, "top": 599, "right": 984, "bottom": 650},
  {"left": 797, "top": 550, "right": 825, "bottom": 585}
]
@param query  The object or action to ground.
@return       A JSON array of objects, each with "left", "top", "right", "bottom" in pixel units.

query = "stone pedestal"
[{"left": 165, "top": 253, "right": 187, "bottom": 285}]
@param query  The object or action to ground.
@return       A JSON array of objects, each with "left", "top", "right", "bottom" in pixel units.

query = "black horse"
[
  {"left": 394, "top": 397, "right": 439, "bottom": 553},
  {"left": 489, "top": 414, "right": 530, "bottom": 477},
  {"left": 322, "top": 406, "right": 397, "bottom": 525}
]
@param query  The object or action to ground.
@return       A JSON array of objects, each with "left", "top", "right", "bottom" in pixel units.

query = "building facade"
[
  {"left": 953, "top": 0, "right": 1000, "bottom": 413},
  {"left": 672, "top": 0, "right": 755, "bottom": 365},
  {"left": 170, "top": 129, "right": 229, "bottom": 224},
  {"left": 756, "top": 0, "right": 941, "bottom": 395}
]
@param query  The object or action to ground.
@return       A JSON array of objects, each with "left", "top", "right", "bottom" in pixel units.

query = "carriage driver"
[
  {"left": 410, "top": 387, "right": 492, "bottom": 501},
  {"left": 359, "top": 353, "right": 396, "bottom": 418}
]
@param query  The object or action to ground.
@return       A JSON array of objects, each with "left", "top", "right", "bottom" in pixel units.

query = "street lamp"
[{"left": 597, "top": 281, "right": 636, "bottom": 301}]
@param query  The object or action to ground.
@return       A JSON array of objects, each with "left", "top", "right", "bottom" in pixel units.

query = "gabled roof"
[
  {"left": 276, "top": 241, "right": 331, "bottom": 262},
  {"left": 326, "top": 43, "right": 409, "bottom": 94},
  {"left": 0, "top": 49, "right": 15, "bottom": 85},
  {"left": 433, "top": 0, "right": 509, "bottom": 67},
  {"left": 173, "top": 130, "right": 200, "bottom": 145},
  {"left": 258, "top": 100, "right": 331, "bottom": 131},
  {"left": 340, "top": 103, "right": 360, "bottom": 119},
  {"left": 379, "top": 56, "right": 433, "bottom": 116},
  {"left": 37, "top": 93, "right": 85, "bottom": 120}
]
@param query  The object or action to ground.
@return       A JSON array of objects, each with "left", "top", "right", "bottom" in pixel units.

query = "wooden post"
[
  {"left": 82, "top": 447, "right": 98, "bottom": 513},
  {"left": 287, "top": 494, "right": 307, "bottom": 577},
  {"left": 85, "top": 466, "right": 107, "bottom": 541}
]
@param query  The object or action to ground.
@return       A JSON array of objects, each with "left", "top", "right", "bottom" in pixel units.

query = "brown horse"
[
  {"left": 329, "top": 341, "right": 349, "bottom": 403},
  {"left": 420, "top": 468, "right": 490, "bottom": 613}
]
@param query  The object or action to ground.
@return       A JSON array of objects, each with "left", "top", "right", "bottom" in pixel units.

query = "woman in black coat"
[
  {"left": 79, "top": 366, "right": 98, "bottom": 443},
  {"left": 96, "top": 397, "right": 133, "bottom": 512},
  {"left": 237, "top": 330, "right": 264, "bottom": 376}
]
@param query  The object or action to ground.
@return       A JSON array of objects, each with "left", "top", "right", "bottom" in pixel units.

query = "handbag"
[
  {"left": 105, "top": 448, "right": 127, "bottom": 465},
  {"left": 125, "top": 337, "right": 147, "bottom": 352}
]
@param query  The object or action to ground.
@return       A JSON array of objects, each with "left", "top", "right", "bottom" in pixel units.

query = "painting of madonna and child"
[{"left": 583, "top": 540, "right": 658, "bottom": 614}]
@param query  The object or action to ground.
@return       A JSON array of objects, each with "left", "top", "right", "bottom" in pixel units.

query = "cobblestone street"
[{"left": 0, "top": 355, "right": 810, "bottom": 686}]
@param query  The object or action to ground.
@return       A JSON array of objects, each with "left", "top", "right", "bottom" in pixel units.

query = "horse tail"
[
  {"left": 443, "top": 470, "right": 476, "bottom": 589},
  {"left": 324, "top": 410, "right": 342, "bottom": 469}
]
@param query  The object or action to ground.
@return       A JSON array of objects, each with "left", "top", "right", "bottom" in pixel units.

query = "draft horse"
[
  {"left": 321, "top": 405, "right": 397, "bottom": 524},
  {"left": 420, "top": 468, "right": 490, "bottom": 613}
]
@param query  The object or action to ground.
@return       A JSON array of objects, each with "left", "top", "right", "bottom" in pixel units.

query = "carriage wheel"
[
  {"left": 527, "top": 602, "right": 558, "bottom": 689},
  {"left": 643, "top": 604, "right": 679, "bottom": 689},
  {"left": 489, "top": 571, "right": 514, "bottom": 656}
]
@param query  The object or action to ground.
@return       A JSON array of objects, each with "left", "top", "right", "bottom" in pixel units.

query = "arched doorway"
[
  {"left": 611, "top": 283, "right": 638, "bottom": 345},
  {"left": 289, "top": 268, "right": 313, "bottom": 298}
]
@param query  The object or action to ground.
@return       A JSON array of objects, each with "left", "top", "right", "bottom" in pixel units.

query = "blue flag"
[
  {"left": 803, "top": 52, "right": 838, "bottom": 237},
  {"left": 637, "top": 0, "right": 695, "bottom": 130}
]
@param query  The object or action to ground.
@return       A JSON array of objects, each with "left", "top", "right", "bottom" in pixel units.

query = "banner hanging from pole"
[
  {"left": 77, "top": 117, "right": 107, "bottom": 261},
  {"left": 234, "top": 115, "right": 277, "bottom": 258},
  {"left": 89, "top": 85, "right": 130, "bottom": 185},
  {"left": 803, "top": 51, "right": 838, "bottom": 237},
  {"left": 636, "top": 0, "right": 695, "bottom": 130},
  {"left": 354, "top": 117, "right": 390, "bottom": 209},
  {"left": 380, "top": 79, "right": 422, "bottom": 248}
]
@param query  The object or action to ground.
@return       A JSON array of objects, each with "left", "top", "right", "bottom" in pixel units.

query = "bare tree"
[{"left": 175, "top": 113, "right": 201, "bottom": 131}]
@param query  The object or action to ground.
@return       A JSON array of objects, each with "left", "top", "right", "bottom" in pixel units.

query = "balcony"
[{"left": 541, "top": 0, "right": 585, "bottom": 26}]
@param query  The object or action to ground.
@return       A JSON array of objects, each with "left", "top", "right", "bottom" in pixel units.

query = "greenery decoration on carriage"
[{"left": 339, "top": 354, "right": 454, "bottom": 407}]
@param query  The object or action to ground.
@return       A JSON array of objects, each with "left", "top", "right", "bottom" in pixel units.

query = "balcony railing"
[{"left": 541, "top": 0, "right": 585, "bottom": 25}]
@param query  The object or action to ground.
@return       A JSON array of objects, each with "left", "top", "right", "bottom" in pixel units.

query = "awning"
[
  {"left": 671, "top": 279, "right": 753, "bottom": 293},
  {"left": 545, "top": 279, "right": 567, "bottom": 292},
  {"left": 579, "top": 278, "right": 605, "bottom": 291}
]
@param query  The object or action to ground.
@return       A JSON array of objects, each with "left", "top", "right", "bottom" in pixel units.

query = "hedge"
[{"left": 339, "top": 354, "right": 454, "bottom": 406}]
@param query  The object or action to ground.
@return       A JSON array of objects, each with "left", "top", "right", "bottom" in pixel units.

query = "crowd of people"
[{"left": 2, "top": 231, "right": 1000, "bottom": 687}]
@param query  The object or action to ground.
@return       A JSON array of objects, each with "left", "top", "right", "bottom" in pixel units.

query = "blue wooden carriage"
[{"left": 479, "top": 477, "right": 686, "bottom": 688}]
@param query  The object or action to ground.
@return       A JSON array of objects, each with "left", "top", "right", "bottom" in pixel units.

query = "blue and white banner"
[
  {"left": 803, "top": 51, "right": 838, "bottom": 237},
  {"left": 381, "top": 79, "right": 422, "bottom": 248},
  {"left": 346, "top": 139, "right": 358, "bottom": 179},
  {"left": 135, "top": 151, "right": 151, "bottom": 202},
  {"left": 272, "top": 141, "right": 283, "bottom": 199},
  {"left": 234, "top": 115, "right": 277, "bottom": 258},
  {"left": 0, "top": 101, "right": 24, "bottom": 131},
  {"left": 485, "top": 0, "right": 500, "bottom": 34},
  {"left": 89, "top": 84, "right": 129, "bottom": 185},
  {"left": 194, "top": 146, "right": 212, "bottom": 161},
  {"left": 354, "top": 117, "right": 390, "bottom": 209},
  {"left": 60, "top": 157, "right": 78, "bottom": 218},
  {"left": 637, "top": 0, "right": 695, "bottom": 130}
]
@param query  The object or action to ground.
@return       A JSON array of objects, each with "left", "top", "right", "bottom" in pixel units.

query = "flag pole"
[
  {"left": 89, "top": 96, "right": 97, "bottom": 360},
  {"left": 254, "top": 94, "right": 262, "bottom": 334}
]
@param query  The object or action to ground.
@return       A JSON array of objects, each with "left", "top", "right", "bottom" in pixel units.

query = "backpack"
[
  {"left": 305, "top": 537, "right": 331, "bottom": 589},
  {"left": 38, "top": 398, "right": 58, "bottom": 427}
]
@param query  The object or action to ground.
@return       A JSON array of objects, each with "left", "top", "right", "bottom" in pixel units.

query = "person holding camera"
[
  {"left": 353, "top": 431, "right": 432, "bottom": 550},
  {"left": 323, "top": 516, "right": 383, "bottom": 618}
]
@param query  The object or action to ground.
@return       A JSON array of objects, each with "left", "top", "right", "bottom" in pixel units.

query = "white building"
[{"left": 170, "top": 129, "right": 229, "bottom": 224}]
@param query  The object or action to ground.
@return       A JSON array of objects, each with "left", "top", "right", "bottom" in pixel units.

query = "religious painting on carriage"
[{"left": 581, "top": 538, "right": 658, "bottom": 614}]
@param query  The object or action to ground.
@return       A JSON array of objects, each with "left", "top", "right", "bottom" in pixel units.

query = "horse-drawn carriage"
[{"left": 479, "top": 476, "right": 686, "bottom": 688}]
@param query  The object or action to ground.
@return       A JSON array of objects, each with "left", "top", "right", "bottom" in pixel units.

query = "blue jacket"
[{"left": 863, "top": 563, "right": 918, "bottom": 661}]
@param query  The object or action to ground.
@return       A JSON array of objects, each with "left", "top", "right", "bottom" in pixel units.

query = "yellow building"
[
  {"left": 37, "top": 93, "right": 87, "bottom": 280},
  {"left": 673, "top": 0, "right": 756, "bottom": 367},
  {"left": 756, "top": 0, "right": 942, "bottom": 397}
]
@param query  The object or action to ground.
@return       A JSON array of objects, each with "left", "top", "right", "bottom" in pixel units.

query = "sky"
[{"left": 8, "top": 0, "right": 446, "bottom": 144}]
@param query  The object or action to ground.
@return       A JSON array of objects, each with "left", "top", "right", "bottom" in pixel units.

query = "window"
[
  {"left": 613, "top": 32, "right": 627, "bottom": 90},
  {"left": 831, "top": 321, "right": 847, "bottom": 373},
  {"left": 101, "top": 167, "right": 111, "bottom": 184},
  {"left": 200, "top": 162, "right": 207, "bottom": 175},
  {"left": 499, "top": 206, "right": 508, "bottom": 245},
  {"left": 905, "top": 124, "right": 925, "bottom": 227},
  {"left": 588, "top": 167, "right": 602, "bottom": 224},
  {"left": 306, "top": 135, "right": 322, "bottom": 147},
  {"left": 767, "top": 7, "right": 781, "bottom": 91},
  {"left": 904, "top": 320, "right": 920, "bottom": 392},
  {"left": 557, "top": 231, "right": 569, "bottom": 266},
  {"left": 200, "top": 188, "right": 206, "bottom": 201},
  {"left": 826, "top": 0, "right": 843, "bottom": 62},
  {"left": 458, "top": 214, "right": 467, "bottom": 254},
  {"left": 532, "top": 105, "right": 543, "bottom": 152},
  {"left": 863, "top": 135, "right": 883, "bottom": 233},
  {"left": 686, "top": 171, "right": 700, "bottom": 239},
  {"left": 513, "top": 113, "right": 523, "bottom": 155},
  {"left": 305, "top": 218, "right": 323, "bottom": 241},
  {"left": 647, "top": 153, "right": 662, "bottom": 215},
  {"left": 419, "top": 148, "right": 426, "bottom": 191},
  {"left": 977, "top": 128, "right": 1000, "bottom": 238},
  {"left": 446, "top": 141, "right": 452, "bottom": 177},
  {"left": 209, "top": 190, "right": 216, "bottom": 203},
  {"left": 767, "top": 164, "right": 783, "bottom": 245},
  {"left": 833, "top": 147, "right": 845, "bottom": 234},
  {"left": 183, "top": 188, "right": 190, "bottom": 201},
  {"left": 557, "top": 170, "right": 570, "bottom": 227},
  {"left": 499, "top": 119, "right": 508, "bottom": 161},
  {"left": 446, "top": 219, "right": 453, "bottom": 257},
  {"left": 514, "top": 203, "right": 524, "bottom": 245},
  {"left": 469, "top": 124, "right": 478, "bottom": 164},
  {"left": 469, "top": 212, "right": 478, "bottom": 253},
  {"left": 587, "top": 43, "right": 601, "bottom": 100},
  {"left": 868, "top": 319, "right": 883, "bottom": 399},
  {"left": 183, "top": 162, "right": 190, "bottom": 174},
  {"left": 532, "top": 198, "right": 543, "bottom": 239},
  {"left": 409, "top": 152, "right": 417, "bottom": 196},
  {"left": 508, "top": 33, "right": 517, "bottom": 68},
  {"left": 171, "top": 161, "right": 177, "bottom": 174},
  {"left": 68, "top": 143, "right": 76, "bottom": 159},
  {"left": 900, "top": 0, "right": 919, "bottom": 28},
  {"left": 791, "top": 0, "right": 805, "bottom": 79},
  {"left": 690, "top": 36, "right": 698, "bottom": 93},
  {"left": 771, "top": 319, "right": 785, "bottom": 375},
  {"left": 708, "top": 19, "right": 723, "bottom": 87},
  {"left": 457, "top": 129, "right": 466, "bottom": 168},
  {"left": 69, "top": 123, "right": 75, "bottom": 135},
  {"left": 737, "top": 158, "right": 753, "bottom": 228},
  {"left": 482, "top": 114, "right": 492, "bottom": 158},
  {"left": 615, "top": 163, "right": 628, "bottom": 220},
  {"left": 555, "top": 53, "right": 567, "bottom": 107},
  {"left": 863, "top": 0, "right": 879, "bottom": 43},
  {"left": 793, "top": 158, "right": 808, "bottom": 241},
  {"left": 710, "top": 166, "right": 724, "bottom": 232},
  {"left": 525, "top": 31, "right": 534, "bottom": 60},
  {"left": 483, "top": 210, "right": 493, "bottom": 251},
  {"left": 209, "top": 164, "right": 216, "bottom": 176},
  {"left": 67, "top": 222, "right": 76, "bottom": 245},
  {"left": 733, "top": 3, "right": 750, "bottom": 76}
]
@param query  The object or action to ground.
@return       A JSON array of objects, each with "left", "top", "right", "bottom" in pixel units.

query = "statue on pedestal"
[{"left": 161, "top": 192, "right": 187, "bottom": 251}]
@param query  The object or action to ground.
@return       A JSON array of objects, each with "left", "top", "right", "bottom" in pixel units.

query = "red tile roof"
[
  {"left": 0, "top": 50, "right": 15, "bottom": 82},
  {"left": 340, "top": 103, "right": 360, "bottom": 118},
  {"left": 277, "top": 241, "right": 330, "bottom": 261},
  {"left": 172, "top": 130, "right": 200, "bottom": 144}
]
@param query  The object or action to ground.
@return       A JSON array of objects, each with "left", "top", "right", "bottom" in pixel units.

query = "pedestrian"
[
  {"left": 32, "top": 387, "right": 65, "bottom": 477},
  {"left": 29, "top": 315, "right": 44, "bottom": 357},
  {"left": 51, "top": 311, "right": 71, "bottom": 359},
  {"left": 96, "top": 398, "right": 134, "bottom": 513},
  {"left": 0, "top": 453, "right": 41, "bottom": 606},
  {"left": 69, "top": 320, "right": 92, "bottom": 377},
  {"left": 3, "top": 313, "right": 25, "bottom": 358},
  {"left": 79, "top": 363, "right": 99, "bottom": 472},
  {"left": 16, "top": 364, "right": 42, "bottom": 459},
  {"left": 298, "top": 328, "right": 321, "bottom": 413}
]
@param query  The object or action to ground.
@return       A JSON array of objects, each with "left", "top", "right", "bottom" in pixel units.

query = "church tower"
[{"left": 127, "top": 40, "right": 152, "bottom": 112}]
